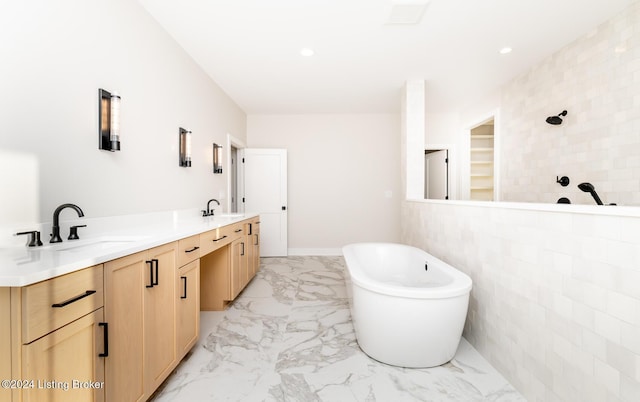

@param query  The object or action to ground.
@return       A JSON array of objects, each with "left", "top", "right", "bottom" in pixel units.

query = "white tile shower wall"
[
  {"left": 401, "top": 201, "right": 640, "bottom": 401},
  {"left": 499, "top": 1, "right": 640, "bottom": 206}
]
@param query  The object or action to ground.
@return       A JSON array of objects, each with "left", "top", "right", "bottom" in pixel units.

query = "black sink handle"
[
  {"left": 16, "top": 231, "right": 43, "bottom": 247},
  {"left": 68, "top": 225, "right": 87, "bottom": 240}
]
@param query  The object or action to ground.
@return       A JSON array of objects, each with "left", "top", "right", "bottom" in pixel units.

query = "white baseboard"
[{"left": 287, "top": 248, "right": 342, "bottom": 256}]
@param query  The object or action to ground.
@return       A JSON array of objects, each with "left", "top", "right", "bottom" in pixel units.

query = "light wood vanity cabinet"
[
  {"left": 0, "top": 216, "right": 258, "bottom": 402},
  {"left": 103, "top": 242, "right": 177, "bottom": 402},
  {"left": 6, "top": 265, "right": 106, "bottom": 402}
]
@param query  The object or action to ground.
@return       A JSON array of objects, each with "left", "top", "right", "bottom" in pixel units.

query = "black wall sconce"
[
  {"left": 213, "top": 143, "right": 223, "bottom": 174},
  {"left": 98, "top": 88, "right": 121, "bottom": 151},
  {"left": 179, "top": 128, "right": 192, "bottom": 167}
]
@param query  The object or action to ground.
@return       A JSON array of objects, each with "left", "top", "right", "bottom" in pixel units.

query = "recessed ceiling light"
[
  {"left": 300, "top": 48, "right": 315, "bottom": 57},
  {"left": 499, "top": 47, "right": 512, "bottom": 54}
]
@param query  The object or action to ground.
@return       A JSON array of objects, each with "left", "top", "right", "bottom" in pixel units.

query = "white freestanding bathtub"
[{"left": 342, "top": 243, "right": 472, "bottom": 368}]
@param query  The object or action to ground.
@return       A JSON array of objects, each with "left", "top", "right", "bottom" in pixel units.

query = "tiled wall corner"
[{"left": 401, "top": 201, "right": 640, "bottom": 402}]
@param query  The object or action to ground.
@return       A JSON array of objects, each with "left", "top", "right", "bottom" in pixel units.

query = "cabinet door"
[
  {"left": 144, "top": 242, "right": 177, "bottom": 393},
  {"left": 21, "top": 308, "right": 105, "bottom": 402},
  {"left": 249, "top": 220, "right": 260, "bottom": 279},
  {"left": 240, "top": 238, "right": 249, "bottom": 290},
  {"left": 104, "top": 252, "right": 145, "bottom": 402},
  {"left": 0, "top": 288, "right": 11, "bottom": 402},
  {"left": 177, "top": 260, "right": 200, "bottom": 359},
  {"left": 230, "top": 238, "right": 245, "bottom": 300}
]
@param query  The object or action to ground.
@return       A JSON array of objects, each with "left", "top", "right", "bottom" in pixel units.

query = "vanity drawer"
[
  {"left": 200, "top": 227, "right": 232, "bottom": 256},
  {"left": 200, "top": 223, "right": 245, "bottom": 256},
  {"left": 177, "top": 234, "right": 201, "bottom": 267},
  {"left": 22, "top": 265, "right": 104, "bottom": 344},
  {"left": 229, "top": 222, "right": 245, "bottom": 236}
]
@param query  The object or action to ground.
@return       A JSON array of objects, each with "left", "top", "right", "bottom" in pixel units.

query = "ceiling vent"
[{"left": 386, "top": 0, "right": 430, "bottom": 25}]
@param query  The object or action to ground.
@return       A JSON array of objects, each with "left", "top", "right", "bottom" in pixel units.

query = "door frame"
[{"left": 226, "top": 133, "right": 245, "bottom": 214}]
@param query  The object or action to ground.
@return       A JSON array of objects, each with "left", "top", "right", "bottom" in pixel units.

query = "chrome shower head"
[{"left": 546, "top": 110, "right": 567, "bottom": 125}]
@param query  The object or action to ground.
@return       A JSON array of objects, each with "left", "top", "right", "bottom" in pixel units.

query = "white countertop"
[{"left": 0, "top": 210, "right": 258, "bottom": 287}]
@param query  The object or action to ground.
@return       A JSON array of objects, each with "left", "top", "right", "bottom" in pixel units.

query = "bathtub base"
[{"left": 351, "top": 285, "right": 469, "bottom": 368}]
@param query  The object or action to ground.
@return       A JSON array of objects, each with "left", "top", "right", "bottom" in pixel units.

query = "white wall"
[
  {"left": 0, "top": 0, "right": 245, "bottom": 239},
  {"left": 247, "top": 114, "right": 401, "bottom": 254}
]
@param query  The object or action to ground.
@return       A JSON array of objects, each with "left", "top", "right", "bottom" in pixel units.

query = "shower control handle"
[{"left": 556, "top": 176, "right": 570, "bottom": 187}]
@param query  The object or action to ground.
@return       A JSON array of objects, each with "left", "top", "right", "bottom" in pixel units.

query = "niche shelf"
[{"left": 470, "top": 122, "right": 494, "bottom": 201}]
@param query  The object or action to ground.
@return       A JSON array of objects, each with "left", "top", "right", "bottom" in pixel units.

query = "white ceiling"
[{"left": 138, "top": 0, "right": 634, "bottom": 114}]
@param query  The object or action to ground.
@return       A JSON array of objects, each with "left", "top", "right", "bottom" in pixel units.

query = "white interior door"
[
  {"left": 424, "top": 149, "right": 448, "bottom": 200},
  {"left": 243, "top": 149, "right": 287, "bottom": 256}
]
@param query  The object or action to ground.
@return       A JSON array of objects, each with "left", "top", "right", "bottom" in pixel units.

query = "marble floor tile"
[{"left": 150, "top": 256, "right": 525, "bottom": 402}]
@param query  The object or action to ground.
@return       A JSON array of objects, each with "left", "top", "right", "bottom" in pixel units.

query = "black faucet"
[
  {"left": 50, "top": 203, "right": 84, "bottom": 243},
  {"left": 202, "top": 199, "right": 220, "bottom": 217}
]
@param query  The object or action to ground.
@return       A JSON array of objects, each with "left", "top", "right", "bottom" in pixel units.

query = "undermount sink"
[
  {"left": 215, "top": 213, "right": 244, "bottom": 218},
  {"left": 53, "top": 236, "right": 147, "bottom": 253}
]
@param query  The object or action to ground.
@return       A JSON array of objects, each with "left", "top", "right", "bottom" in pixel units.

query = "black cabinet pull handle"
[
  {"left": 254, "top": 234, "right": 259, "bottom": 246},
  {"left": 152, "top": 259, "right": 159, "bottom": 286},
  {"left": 248, "top": 223, "right": 253, "bottom": 235},
  {"left": 234, "top": 229, "right": 243, "bottom": 233},
  {"left": 241, "top": 242, "right": 245, "bottom": 256},
  {"left": 181, "top": 276, "right": 187, "bottom": 299},
  {"left": 99, "top": 322, "right": 109, "bottom": 357},
  {"left": 51, "top": 290, "right": 96, "bottom": 308},
  {"left": 213, "top": 235, "right": 227, "bottom": 242},
  {"left": 146, "top": 260, "right": 154, "bottom": 288},
  {"left": 185, "top": 246, "right": 199, "bottom": 253}
]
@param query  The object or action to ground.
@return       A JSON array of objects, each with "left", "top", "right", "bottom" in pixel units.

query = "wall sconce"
[
  {"left": 213, "top": 143, "right": 223, "bottom": 174},
  {"left": 179, "top": 128, "right": 192, "bottom": 167},
  {"left": 98, "top": 89, "right": 121, "bottom": 151}
]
